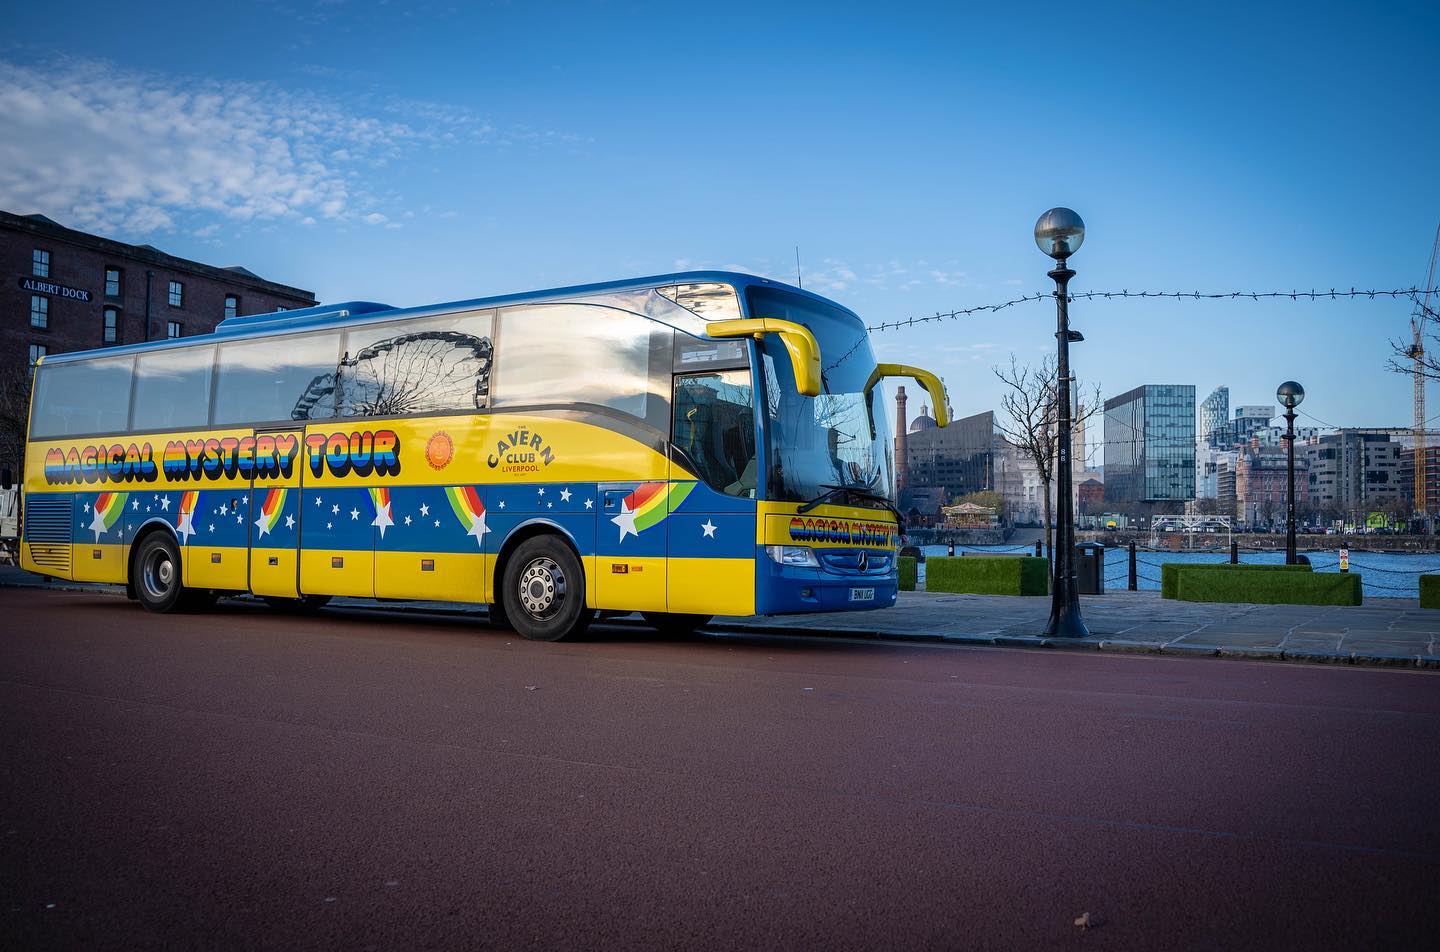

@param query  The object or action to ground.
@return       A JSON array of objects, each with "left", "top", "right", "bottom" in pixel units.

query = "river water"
[{"left": 918, "top": 545, "right": 1440, "bottom": 599}]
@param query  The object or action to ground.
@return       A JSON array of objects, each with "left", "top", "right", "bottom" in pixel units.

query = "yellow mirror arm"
[
  {"left": 705, "top": 318, "right": 822, "bottom": 397},
  {"left": 864, "top": 363, "right": 950, "bottom": 427}
]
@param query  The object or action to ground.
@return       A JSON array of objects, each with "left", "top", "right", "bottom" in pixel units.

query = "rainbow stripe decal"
[
  {"left": 87, "top": 491, "right": 128, "bottom": 542},
  {"left": 369, "top": 487, "right": 394, "bottom": 539},
  {"left": 254, "top": 488, "right": 288, "bottom": 539},
  {"left": 611, "top": 481, "right": 695, "bottom": 542},
  {"left": 445, "top": 485, "right": 489, "bottom": 547},
  {"left": 176, "top": 490, "right": 200, "bottom": 545}
]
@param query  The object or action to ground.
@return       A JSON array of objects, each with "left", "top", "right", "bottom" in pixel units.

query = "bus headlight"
[{"left": 766, "top": 545, "right": 818, "bottom": 567}]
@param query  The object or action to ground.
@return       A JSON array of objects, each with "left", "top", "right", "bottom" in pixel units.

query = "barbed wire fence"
[{"left": 867, "top": 287, "right": 1440, "bottom": 333}]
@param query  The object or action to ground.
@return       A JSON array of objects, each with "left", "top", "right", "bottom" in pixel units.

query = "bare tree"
[
  {"left": 0, "top": 364, "right": 32, "bottom": 481},
  {"left": 992, "top": 355, "right": 1102, "bottom": 559}
]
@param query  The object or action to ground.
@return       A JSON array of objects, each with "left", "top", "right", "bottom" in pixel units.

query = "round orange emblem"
[{"left": 425, "top": 431, "right": 454, "bottom": 470}]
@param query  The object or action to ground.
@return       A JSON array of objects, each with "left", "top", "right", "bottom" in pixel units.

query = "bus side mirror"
[
  {"left": 0, "top": 468, "right": 11, "bottom": 491},
  {"left": 704, "top": 318, "right": 822, "bottom": 397},
  {"left": 863, "top": 364, "right": 950, "bottom": 427}
]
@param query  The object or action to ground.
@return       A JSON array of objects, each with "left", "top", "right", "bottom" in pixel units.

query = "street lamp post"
[
  {"left": 1035, "top": 208, "right": 1088, "bottom": 638},
  {"left": 1277, "top": 381, "right": 1305, "bottom": 564}
]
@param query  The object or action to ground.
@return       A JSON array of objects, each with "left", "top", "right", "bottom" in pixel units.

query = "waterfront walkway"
[{"left": 2, "top": 567, "right": 1436, "bottom": 669}]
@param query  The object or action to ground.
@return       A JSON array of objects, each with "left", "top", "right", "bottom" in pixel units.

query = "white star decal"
[
  {"left": 419, "top": 503, "right": 430, "bottom": 517},
  {"left": 177, "top": 509, "right": 197, "bottom": 545},
  {"left": 498, "top": 500, "right": 506, "bottom": 509},
  {"left": 284, "top": 514, "right": 295, "bottom": 529},
  {"left": 132, "top": 499, "right": 139, "bottom": 510},
  {"left": 464, "top": 510, "right": 489, "bottom": 547},
  {"left": 208, "top": 523, "right": 215, "bottom": 533},
  {"left": 219, "top": 503, "right": 228, "bottom": 515},
  {"left": 83, "top": 502, "right": 90, "bottom": 513},
  {"left": 537, "top": 487, "right": 545, "bottom": 496},
  {"left": 585, "top": 498, "right": 593, "bottom": 509},
  {"left": 145, "top": 506, "right": 151, "bottom": 513},
  {"left": 433, "top": 519, "right": 441, "bottom": 527},
  {"left": 315, "top": 496, "right": 322, "bottom": 507},
  {"left": 611, "top": 504, "right": 639, "bottom": 543},
  {"left": 88, "top": 507, "right": 109, "bottom": 542},
  {"left": 701, "top": 519, "right": 717, "bottom": 538},
  {"left": 235, "top": 514, "right": 243, "bottom": 524},
  {"left": 254, "top": 510, "right": 273, "bottom": 539},
  {"left": 159, "top": 495, "right": 170, "bottom": 511},
  {"left": 404, "top": 515, "right": 412, "bottom": 525},
  {"left": 332, "top": 504, "right": 340, "bottom": 514},
  {"left": 326, "top": 521, "right": 333, "bottom": 530},
  {"left": 350, "top": 508, "right": 360, "bottom": 521},
  {"left": 372, "top": 500, "right": 394, "bottom": 539},
  {"left": 546, "top": 501, "right": 553, "bottom": 509},
  {"left": 560, "top": 488, "right": 572, "bottom": 502}
]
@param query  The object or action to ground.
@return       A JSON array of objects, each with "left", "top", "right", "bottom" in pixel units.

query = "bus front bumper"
[{"left": 755, "top": 548, "right": 898, "bottom": 615}]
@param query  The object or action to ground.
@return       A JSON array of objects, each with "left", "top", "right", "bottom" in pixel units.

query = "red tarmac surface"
[{"left": 0, "top": 586, "right": 1436, "bottom": 950}]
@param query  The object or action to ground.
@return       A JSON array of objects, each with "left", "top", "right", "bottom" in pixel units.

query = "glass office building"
[
  {"left": 1199, "top": 385, "right": 1229, "bottom": 448},
  {"left": 1104, "top": 384, "right": 1197, "bottom": 507}
]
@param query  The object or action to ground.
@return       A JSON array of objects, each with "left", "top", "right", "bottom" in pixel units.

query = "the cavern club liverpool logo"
[
  {"left": 43, "top": 429, "right": 401, "bottom": 485},
  {"left": 487, "top": 426, "right": 557, "bottom": 474},
  {"left": 788, "top": 516, "right": 897, "bottom": 549}
]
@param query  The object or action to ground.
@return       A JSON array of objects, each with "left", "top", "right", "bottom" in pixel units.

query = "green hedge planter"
[
  {"left": 1160, "top": 562, "right": 1312, "bottom": 599},
  {"left": 924, "top": 556, "right": 1049, "bottom": 596},
  {"left": 899, "top": 556, "right": 917, "bottom": 592},
  {"left": 1420, "top": 575, "right": 1440, "bottom": 610},
  {"left": 1175, "top": 569, "right": 1362, "bottom": 606}
]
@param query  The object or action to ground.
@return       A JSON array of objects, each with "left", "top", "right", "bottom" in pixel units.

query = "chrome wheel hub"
[
  {"left": 141, "top": 548, "right": 175, "bottom": 600},
  {"left": 518, "top": 557, "right": 565, "bottom": 617}
]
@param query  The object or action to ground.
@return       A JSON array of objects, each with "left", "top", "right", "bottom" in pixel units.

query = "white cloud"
[{"left": 0, "top": 56, "right": 551, "bottom": 238}]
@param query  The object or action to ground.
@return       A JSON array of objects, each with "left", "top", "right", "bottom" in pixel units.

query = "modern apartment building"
[{"left": 1103, "top": 384, "right": 1197, "bottom": 514}]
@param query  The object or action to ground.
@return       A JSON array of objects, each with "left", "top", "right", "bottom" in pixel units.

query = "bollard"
[
  {"left": 1230, "top": 540, "right": 1238, "bottom": 564},
  {"left": 1339, "top": 547, "right": 1349, "bottom": 572},
  {"left": 947, "top": 541, "right": 955, "bottom": 557},
  {"left": 1128, "top": 542, "right": 1137, "bottom": 591},
  {"left": 1035, "top": 539, "right": 1043, "bottom": 558}
]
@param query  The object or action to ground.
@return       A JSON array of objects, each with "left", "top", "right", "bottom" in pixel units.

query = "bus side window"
[
  {"left": 131, "top": 345, "right": 214, "bottom": 432},
  {"left": 336, "top": 310, "right": 494, "bottom": 418},
  {"left": 673, "top": 371, "right": 756, "bottom": 498},
  {"left": 213, "top": 332, "right": 342, "bottom": 426}
]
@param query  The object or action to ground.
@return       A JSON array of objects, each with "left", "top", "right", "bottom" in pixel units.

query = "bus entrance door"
[
  {"left": 596, "top": 481, "right": 669, "bottom": 613},
  {"left": 248, "top": 429, "right": 303, "bottom": 598}
]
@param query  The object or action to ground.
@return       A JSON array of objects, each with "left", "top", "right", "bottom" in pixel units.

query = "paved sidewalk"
[
  {"left": 3, "top": 565, "right": 1437, "bottom": 669},
  {"left": 718, "top": 590, "right": 1440, "bottom": 668}
]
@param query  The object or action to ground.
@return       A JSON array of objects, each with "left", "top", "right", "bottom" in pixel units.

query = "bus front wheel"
[
  {"left": 502, "top": 536, "right": 591, "bottom": 642},
  {"left": 133, "top": 533, "right": 186, "bottom": 614}
]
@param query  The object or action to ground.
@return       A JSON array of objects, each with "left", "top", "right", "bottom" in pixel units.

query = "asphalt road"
[{"left": 1, "top": 587, "right": 1436, "bottom": 951}]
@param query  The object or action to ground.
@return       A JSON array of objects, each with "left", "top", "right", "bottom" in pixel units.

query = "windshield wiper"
[{"left": 797, "top": 483, "right": 906, "bottom": 532}]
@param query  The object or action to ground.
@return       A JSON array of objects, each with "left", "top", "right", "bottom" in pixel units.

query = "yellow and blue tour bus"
[{"left": 17, "top": 272, "right": 949, "bottom": 640}]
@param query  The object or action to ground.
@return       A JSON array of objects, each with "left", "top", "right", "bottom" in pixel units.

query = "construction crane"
[{"left": 1410, "top": 222, "right": 1440, "bottom": 520}]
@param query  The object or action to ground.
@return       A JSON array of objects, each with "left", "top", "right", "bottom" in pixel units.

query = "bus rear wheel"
[
  {"left": 502, "top": 536, "right": 590, "bottom": 642},
  {"left": 133, "top": 533, "right": 186, "bottom": 614},
  {"left": 641, "top": 612, "right": 713, "bottom": 638}
]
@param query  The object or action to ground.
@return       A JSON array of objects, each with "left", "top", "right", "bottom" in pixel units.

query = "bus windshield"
[{"left": 747, "top": 287, "right": 895, "bottom": 509}]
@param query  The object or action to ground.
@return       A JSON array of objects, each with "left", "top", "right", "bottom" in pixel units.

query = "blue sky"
[{"left": 3, "top": 0, "right": 1438, "bottom": 448}]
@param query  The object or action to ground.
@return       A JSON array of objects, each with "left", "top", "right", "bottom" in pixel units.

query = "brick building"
[
  {"left": 3, "top": 210, "right": 315, "bottom": 380},
  {"left": 1234, "top": 443, "right": 1311, "bottom": 528}
]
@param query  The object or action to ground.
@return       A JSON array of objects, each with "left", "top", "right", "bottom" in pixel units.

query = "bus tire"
[
  {"left": 263, "top": 594, "right": 331, "bottom": 614},
  {"left": 641, "top": 612, "right": 713, "bottom": 638},
  {"left": 132, "top": 532, "right": 186, "bottom": 614},
  {"left": 502, "top": 535, "right": 590, "bottom": 642}
]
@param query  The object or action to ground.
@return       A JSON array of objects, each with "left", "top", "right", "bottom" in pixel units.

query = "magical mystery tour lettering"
[
  {"left": 44, "top": 430, "right": 401, "bottom": 485},
  {"left": 788, "top": 516, "right": 897, "bottom": 548}
]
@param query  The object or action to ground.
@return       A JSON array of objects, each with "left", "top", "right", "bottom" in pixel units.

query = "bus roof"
[{"left": 39, "top": 270, "right": 862, "bottom": 365}]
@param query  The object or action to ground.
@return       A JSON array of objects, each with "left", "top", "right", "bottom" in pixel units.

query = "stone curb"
[{"left": 1, "top": 576, "right": 1434, "bottom": 670}]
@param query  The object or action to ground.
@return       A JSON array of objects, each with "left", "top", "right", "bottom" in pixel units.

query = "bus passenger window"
[
  {"left": 673, "top": 371, "right": 756, "bottom": 498},
  {"left": 213, "top": 332, "right": 341, "bottom": 425},
  {"left": 336, "top": 310, "right": 493, "bottom": 418}
]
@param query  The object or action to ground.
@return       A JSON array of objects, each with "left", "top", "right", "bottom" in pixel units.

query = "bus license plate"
[{"left": 849, "top": 587, "right": 875, "bottom": 602}]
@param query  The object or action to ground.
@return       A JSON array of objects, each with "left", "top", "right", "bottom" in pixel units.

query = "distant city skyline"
[{"left": 2, "top": 1, "right": 1436, "bottom": 434}]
